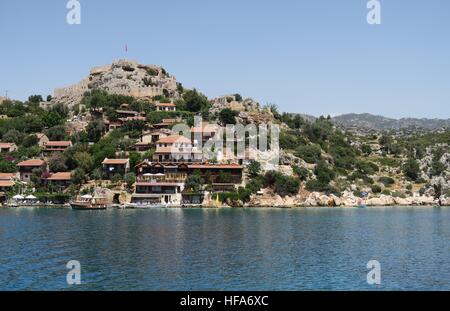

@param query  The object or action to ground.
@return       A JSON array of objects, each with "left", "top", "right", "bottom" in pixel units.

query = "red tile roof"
[
  {"left": 0, "top": 173, "right": 16, "bottom": 180},
  {"left": 0, "top": 142, "right": 15, "bottom": 148},
  {"left": 17, "top": 159, "right": 46, "bottom": 167},
  {"left": 102, "top": 158, "right": 129, "bottom": 165},
  {"left": 157, "top": 135, "right": 191, "bottom": 144},
  {"left": 45, "top": 141, "right": 72, "bottom": 147},
  {"left": 47, "top": 172, "right": 72, "bottom": 181},
  {"left": 155, "top": 147, "right": 192, "bottom": 154},
  {"left": 188, "top": 164, "right": 243, "bottom": 169},
  {"left": 136, "top": 182, "right": 179, "bottom": 186},
  {"left": 0, "top": 181, "right": 14, "bottom": 187}
]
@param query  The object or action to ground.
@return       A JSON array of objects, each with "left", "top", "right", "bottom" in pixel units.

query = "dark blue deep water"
[{"left": 0, "top": 207, "right": 449, "bottom": 290}]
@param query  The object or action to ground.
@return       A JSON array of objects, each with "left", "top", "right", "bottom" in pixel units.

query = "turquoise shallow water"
[{"left": 0, "top": 207, "right": 449, "bottom": 290}]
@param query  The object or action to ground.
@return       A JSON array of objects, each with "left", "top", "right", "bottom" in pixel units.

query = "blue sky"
[{"left": 0, "top": 0, "right": 449, "bottom": 118}]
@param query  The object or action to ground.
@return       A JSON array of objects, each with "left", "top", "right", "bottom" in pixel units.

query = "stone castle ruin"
[{"left": 51, "top": 59, "right": 180, "bottom": 108}]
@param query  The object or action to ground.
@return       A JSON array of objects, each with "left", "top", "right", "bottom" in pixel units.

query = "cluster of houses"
[{"left": 0, "top": 102, "right": 246, "bottom": 205}]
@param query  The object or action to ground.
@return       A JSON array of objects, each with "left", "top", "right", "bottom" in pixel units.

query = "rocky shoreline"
[{"left": 219, "top": 190, "right": 450, "bottom": 208}]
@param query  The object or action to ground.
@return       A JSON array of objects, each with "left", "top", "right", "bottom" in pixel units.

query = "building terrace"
[{"left": 44, "top": 141, "right": 73, "bottom": 152}]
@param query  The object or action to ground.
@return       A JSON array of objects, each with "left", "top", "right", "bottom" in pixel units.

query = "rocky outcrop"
[
  {"left": 245, "top": 187, "right": 441, "bottom": 208},
  {"left": 51, "top": 59, "right": 180, "bottom": 108}
]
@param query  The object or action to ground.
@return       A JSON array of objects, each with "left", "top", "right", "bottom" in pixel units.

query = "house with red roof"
[
  {"left": 44, "top": 141, "right": 73, "bottom": 152},
  {"left": 46, "top": 172, "right": 72, "bottom": 188},
  {"left": 153, "top": 135, "right": 202, "bottom": 162},
  {"left": 0, "top": 142, "right": 17, "bottom": 153},
  {"left": 0, "top": 172, "right": 17, "bottom": 192},
  {"left": 16, "top": 159, "right": 47, "bottom": 183},
  {"left": 102, "top": 158, "right": 130, "bottom": 178}
]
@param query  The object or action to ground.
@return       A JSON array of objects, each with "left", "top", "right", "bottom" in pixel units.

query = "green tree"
[
  {"left": 185, "top": 171, "right": 204, "bottom": 193},
  {"left": 293, "top": 166, "right": 310, "bottom": 181},
  {"left": 41, "top": 111, "right": 63, "bottom": 128},
  {"left": 48, "top": 154, "right": 68, "bottom": 172},
  {"left": 124, "top": 172, "right": 136, "bottom": 191},
  {"left": 45, "top": 125, "right": 67, "bottom": 141},
  {"left": 183, "top": 89, "right": 210, "bottom": 112},
  {"left": 248, "top": 160, "right": 261, "bottom": 177},
  {"left": 2, "top": 129, "right": 22, "bottom": 144},
  {"left": 72, "top": 168, "right": 86, "bottom": 185},
  {"left": 74, "top": 152, "right": 94, "bottom": 173},
  {"left": 361, "top": 144, "right": 372, "bottom": 155},
  {"left": 28, "top": 95, "right": 43, "bottom": 103},
  {"left": 403, "top": 158, "right": 420, "bottom": 181},
  {"left": 22, "top": 134, "right": 39, "bottom": 148},
  {"left": 86, "top": 119, "right": 106, "bottom": 143},
  {"left": 295, "top": 144, "right": 322, "bottom": 164},
  {"left": 219, "top": 108, "right": 239, "bottom": 125}
]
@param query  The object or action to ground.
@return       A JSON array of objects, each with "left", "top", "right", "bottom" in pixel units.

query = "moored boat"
[{"left": 70, "top": 195, "right": 110, "bottom": 210}]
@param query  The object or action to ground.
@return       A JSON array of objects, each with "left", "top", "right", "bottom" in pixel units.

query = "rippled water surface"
[{"left": 0, "top": 207, "right": 449, "bottom": 290}]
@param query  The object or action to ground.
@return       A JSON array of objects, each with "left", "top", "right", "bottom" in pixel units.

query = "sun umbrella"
[{"left": 13, "top": 194, "right": 24, "bottom": 200}]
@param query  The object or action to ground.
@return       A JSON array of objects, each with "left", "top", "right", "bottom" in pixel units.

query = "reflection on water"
[{"left": 0, "top": 207, "right": 449, "bottom": 290}]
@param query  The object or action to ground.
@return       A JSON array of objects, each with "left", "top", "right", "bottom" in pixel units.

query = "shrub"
[
  {"left": 263, "top": 171, "right": 300, "bottom": 197},
  {"left": 248, "top": 160, "right": 261, "bottom": 177},
  {"left": 402, "top": 158, "right": 420, "bottom": 181},
  {"left": 293, "top": 166, "right": 309, "bottom": 181},
  {"left": 219, "top": 108, "right": 239, "bottom": 125},
  {"left": 371, "top": 185, "right": 382, "bottom": 193},
  {"left": 305, "top": 180, "right": 340, "bottom": 195},
  {"left": 124, "top": 172, "right": 136, "bottom": 191},
  {"left": 314, "top": 161, "right": 335, "bottom": 185},
  {"left": 295, "top": 144, "right": 322, "bottom": 164},
  {"left": 379, "top": 176, "right": 395, "bottom": 187},
  {"left": 274, "top": 175, "right": 300, "bottom": 197},
  {"left": 237, "top": 187, "right": 252, "bottom": 203},
  {"left": 246, "top": 176, "right": 264, "bottom": 193}
]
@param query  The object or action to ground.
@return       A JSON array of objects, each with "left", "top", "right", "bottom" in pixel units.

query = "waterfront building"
[
  {"left": 16, "top": 159, "right": 47, "bottom": 183},
  {"left": 132, "top": 181, "right": 184, "bottom": 205},
  {"left": 45, "top": 172, "right": 72, "bottom": 189},
  {"left": 0, "top": 173, "right": 17, "bottom": 192},
  {"left": 102, "top": 158, "right": 130, "bottom": 178},
  {"left": 187, "top": 163, "right": 243, "bottom": 191},
  {"left": 135, "top": 160, "right": 188, "bottom": 182}
]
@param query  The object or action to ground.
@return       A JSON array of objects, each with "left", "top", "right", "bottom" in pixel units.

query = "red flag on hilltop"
[{"left": 125, "top": 44, "right": 128, "bottom": 53}]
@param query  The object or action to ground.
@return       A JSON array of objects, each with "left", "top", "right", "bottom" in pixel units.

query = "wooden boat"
[{"left": 70, "top": 195, "right": 110, "bottom": 210}]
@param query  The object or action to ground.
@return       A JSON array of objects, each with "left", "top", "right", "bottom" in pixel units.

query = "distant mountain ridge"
[{"left": 331, "top": 113, "right": 450, "bottom": 131}]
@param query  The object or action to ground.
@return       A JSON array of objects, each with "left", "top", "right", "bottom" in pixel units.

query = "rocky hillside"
[
  {"left": 332, "top": 113, "right": 450, "bottom": 131},
  {"left": 2, "top": 59, "right": 448, "bottom": 207},
  {"left": 48, "top": 60, "right": 181, "bottom": 109}
]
